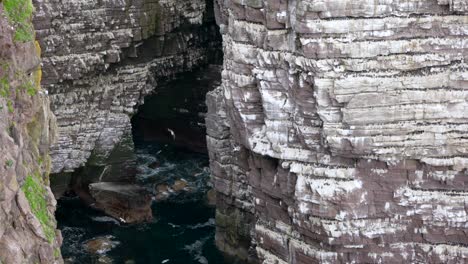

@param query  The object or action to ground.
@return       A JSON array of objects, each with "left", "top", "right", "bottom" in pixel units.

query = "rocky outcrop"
[
  {"left": 33, "top": 0, "right": 221, "bottom": 174},
  {"left": 89, "top": 182, "right": 153, "bottom": 223},
  {"left": 0, "top": 2, "right": 60, "bottom": 263},
  {"left": 207, "top": 0, "right": 468, "bottom": 263}
]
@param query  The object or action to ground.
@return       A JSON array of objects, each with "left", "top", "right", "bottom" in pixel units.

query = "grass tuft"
[
  {"left": 23, "top": 79, "right": 36, "bottom": 96},
  {"left": 0, "top": 77, "right": 10, "bottom": 98},
  {"left": 2, "top": 0, "right": 35, "bottom": 42},
  {"left": 5, "top": 159, "right": 13, "bottom": 168},
  {"left": 21, "top": 174, "right": 56, "bottom": 243},
  {"left": 6, "top": 99, "right": 13, "bottom": 113}
]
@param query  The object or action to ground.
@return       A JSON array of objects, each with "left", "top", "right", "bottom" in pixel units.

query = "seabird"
[{"left": 167, "top": 128, "right": 176, "bottom": 141}]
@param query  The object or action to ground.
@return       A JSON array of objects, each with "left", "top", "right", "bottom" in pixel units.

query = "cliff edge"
[
  {"left": 207, "top": 0, "right": 468, "bottom": 263},
  {"left": 0, "top": 1, "right": 60, "bottom": 263}
]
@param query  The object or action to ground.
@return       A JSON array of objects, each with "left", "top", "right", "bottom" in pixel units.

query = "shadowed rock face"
[
  {"left": 89, "top": 182, "right": 153, "bottom": 224},
  {"left": 0, "top": 4, "right": 60, "bottom": 263},
  {"left": 31, "top": 0, "right": 222, "bottom": 231},
  {"left": 207, "top": 0, "right": 468, "bottom": 263},
  {"left": 33, "top": 0, "right": 222, "bottom": 174},
  {"left": 132, "top": 64, "right": 222, "bottom": 154}
]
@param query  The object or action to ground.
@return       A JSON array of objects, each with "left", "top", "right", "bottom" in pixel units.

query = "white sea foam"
[
  {"left": 91, "top": 216, "right": 120, "bottom": 225},
  {"left": 168, "top": 223, "right": 180, "bottom": 228},
  {"left": 184, "top": 236, "right": 210, "bottom": 264},
  {"left": 187, "top": 218, "right": 215, "bottom": 230}
]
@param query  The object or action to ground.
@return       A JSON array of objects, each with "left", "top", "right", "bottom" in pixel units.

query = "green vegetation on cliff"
[
  {"left": 0, "top": 76, "right": 14, "bottom": 113},
  {"left": 21, "top": 173, "right": 56, "bottom": 243},
  {"left": 2, "top": 0, "right": 34, "bottom": 42}
]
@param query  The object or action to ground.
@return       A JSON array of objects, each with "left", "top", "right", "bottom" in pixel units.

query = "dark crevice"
[
  {"left": 51, "top": 0, "right": 232, "bottom": 261},
  {"left": 131, "top": 64, "right": 222, "bottom": 154}
]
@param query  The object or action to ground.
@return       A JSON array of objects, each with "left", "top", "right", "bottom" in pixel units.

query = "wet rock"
[
  {"left": 84, "top": 236, "right": 118, "bottom": 255},
  {"left": 97, "top": 256, "right": 113, "bottom": 264},
  {"left": 155, "top": 192, "right": 170, "bottom": 202},
  {"left": 172, "top": 179, "right": 188, "bottom": 192},
  {"left": 89, "top": 182, "right": 152, "bottom": 223},
  {"left": 64, "top": 257, "right": 76, "bottom": 264},
  {"left": 155, "top": 184, "right": 169, "bottom": 193},
  {"left": 206, "top": 189, "right": 217, "bottom": 207},
  {"left": 154, "top": 184, "right": 171, "bottom": 201}
]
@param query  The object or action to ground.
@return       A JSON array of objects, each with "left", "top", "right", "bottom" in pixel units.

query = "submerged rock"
[
  {"left": 155, "top": 184, "right": 169, "bottom": 193},
  {"left": 84, "top": 236, "right": 118, "bottom": 255},
  {"left": 155, "top": 192, "right": 170, "bottom": 201},
  {"left": 97, "top": 256, "right": 114, "bottom": 264},
  {"left": 154, "top": 179, "right": 192, "bottom": 201},
  {"left": 154, "top": 183, "right": 171, "bottom": 201},
  {"left": 172, "top": 179, "right": 188, "bottom": 192},
  {"left": 89, "top": 182, "right": 152, "bottom": 223}
]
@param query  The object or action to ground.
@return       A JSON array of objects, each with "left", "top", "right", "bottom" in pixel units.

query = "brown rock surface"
[
  {"left": 172, "top": 179, "right": 188, "bottom": 192},
  {"left": 85, "top": 236, "right": 119, "bottom": 255},
  {"left": 155, "top": 183, "right": 170, "bottom": 193},
  {"left": 154, "top": 183, "right": 170, "bottom": 201},
  {"left": 207, "top": 0, "right": 468, "bottom": 263},
  {"left": 89, "top": 182, "right": 153, "bottom": 224}
]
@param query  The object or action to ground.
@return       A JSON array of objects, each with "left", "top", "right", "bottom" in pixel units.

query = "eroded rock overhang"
[{"left": 33, "top": 0, "right": 222, "bottom": 174}]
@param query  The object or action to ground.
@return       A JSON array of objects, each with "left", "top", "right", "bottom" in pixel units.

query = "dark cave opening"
[
  {"left": 54, "top": 63, "right": 230, "bottom": 263},
  {"left": 131, "top": 64, "right": 222, "bottom": 154},
  {"left": 48, "top": 0, "right": 224, "bottom": 203},
  {"left": 50, "top": 0, "right": 228, "bottom": 259}
]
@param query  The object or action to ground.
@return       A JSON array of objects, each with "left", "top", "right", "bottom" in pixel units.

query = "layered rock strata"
[
  {"left": 207, "top": 0, "right": 468, "bottom": 263},
  {"left": 0, "top": 2, "right": 60, "bottom": 263},
  {"left": 33, "top": 0, "right": 221, "bottom": 174}
]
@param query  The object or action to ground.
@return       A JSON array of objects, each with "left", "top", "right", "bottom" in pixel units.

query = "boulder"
[
  {"left": 89, "top": 182, "right": 152, "bottom": 223},
  {"left": 172, "top": 179, "right": 188, "bottom": 192},
  {"left": 155, "top": 184, "right": 169, "bottom": 193},
  {"left": 84, "top": 236, "right": 119, "bottom": 255},
  {"left": 154, "top": 183, "right": 170, "bottom": 201}
]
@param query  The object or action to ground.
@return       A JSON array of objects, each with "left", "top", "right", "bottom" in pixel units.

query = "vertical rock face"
[
  {"left": 33, "top": 0, "right": 221, "bottom": 173},
  {"left": 0, "top": 2, "right": 60, "bottom": 263},
  {"left": 207, "top": 0, "right": 468, "bottom": 263}
]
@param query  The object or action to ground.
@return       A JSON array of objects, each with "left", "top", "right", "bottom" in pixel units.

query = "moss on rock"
[
  {"left": 21, "top": 173, "right": 56, "bottom": 243},
  {"left": 2, "top": 0, "right": 35, "bottom": 42}
]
